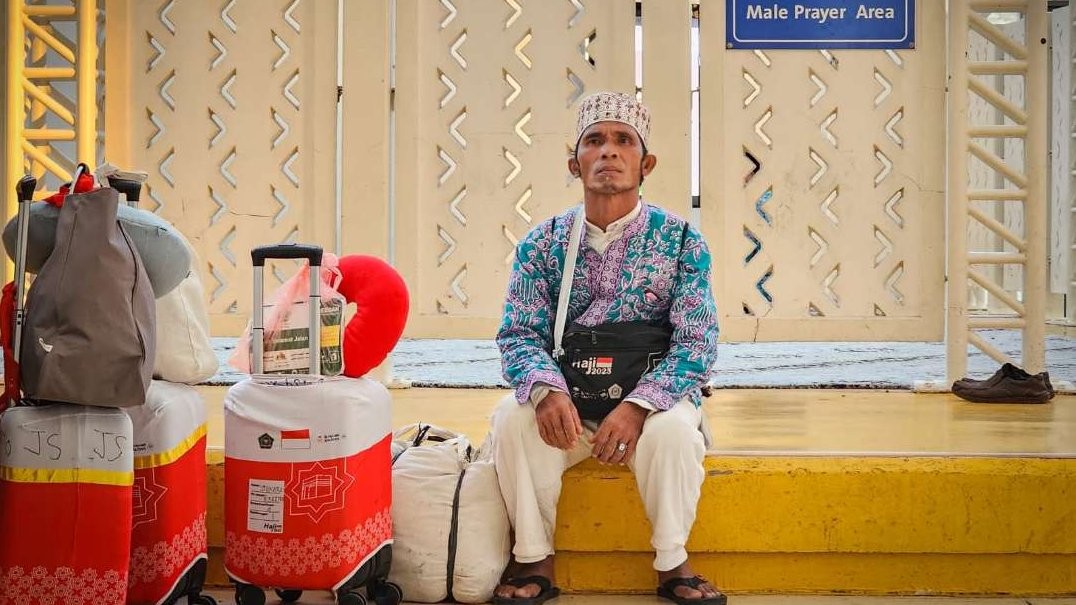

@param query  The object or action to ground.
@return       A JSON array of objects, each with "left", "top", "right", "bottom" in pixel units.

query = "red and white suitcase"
[
  {"left": 125, "top": 380, "right": 214, "bottom": 605},
  {"left": 0, "top": 404, "right": 133, "bottom": 605},
  {"left": 223, "top": 244, "right": 400, "bottom": 605}
]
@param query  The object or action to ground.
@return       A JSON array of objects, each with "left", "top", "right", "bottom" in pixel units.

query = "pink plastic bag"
[{"left": 229, "top": 252, "right": 346, "bottom": 375}]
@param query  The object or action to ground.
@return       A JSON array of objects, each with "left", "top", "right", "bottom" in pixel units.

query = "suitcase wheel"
[
  {"left": 234, "top": 583, "right": 265, "bottom": 605},
  {"left": 274, "top": 588, "right": 303, "bottom": 603},
  {"left": 188, "top": 595, "right": 218, "bottom": 605},
  {"left": 367, "top": 581, "right": 403, "bottom": 605},
  {"left": 337, "top": 592, "right": 366, "bottom": 605}
]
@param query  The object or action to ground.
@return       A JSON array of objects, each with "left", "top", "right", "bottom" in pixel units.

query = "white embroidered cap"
[{"left": 574, "top": 91, "right": 651, "bottom": 149}]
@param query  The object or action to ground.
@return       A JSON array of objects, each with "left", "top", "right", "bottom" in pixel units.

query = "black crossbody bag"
[
  {"left": 556, "top": 320, "right": 672, "bottom": 420},
  {"left": 550, "top": 207, "right": 676, "bottom": 421}
]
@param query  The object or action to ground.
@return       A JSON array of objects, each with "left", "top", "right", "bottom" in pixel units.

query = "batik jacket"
[{"left": 497, "top": 203, "right": 719, "bottom": 411}]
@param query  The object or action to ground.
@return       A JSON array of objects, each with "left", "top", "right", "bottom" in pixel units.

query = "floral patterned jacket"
[{"left": 496, "top": 203, "right": 719, "bottom": 411}]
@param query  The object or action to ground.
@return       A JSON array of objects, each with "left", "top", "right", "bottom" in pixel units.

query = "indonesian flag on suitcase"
[
  {"left": 0, "top": 405, "right": 133, "bottom": 605},
  {"left": 126, "top": 381, "right": 209, "bottom": 605},
  {"left": 224, "top": 375, "right": 392, "bottom": 591}
]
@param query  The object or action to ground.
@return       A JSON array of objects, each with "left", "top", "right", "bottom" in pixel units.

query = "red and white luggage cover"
[
  {"left": 224, "top": 375, "right": 392, "bottom": 591},
  {"left": 0, "top": 405, "right": 133, "bottom": 605},
  {"left": 126, "top": 380, "right": 208, "bottom": 605}
]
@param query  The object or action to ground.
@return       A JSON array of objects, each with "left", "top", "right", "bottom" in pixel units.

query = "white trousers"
[{"left": 490, "top": 395, "right": 706, "bottom": 572}]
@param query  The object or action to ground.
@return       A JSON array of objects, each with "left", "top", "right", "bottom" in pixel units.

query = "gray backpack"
[{"left": 18, "top": 169, "right": 156, "bottom": 407}]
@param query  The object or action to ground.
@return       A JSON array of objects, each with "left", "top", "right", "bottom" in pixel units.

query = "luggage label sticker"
[{"left": 248, "top": 479, "right": 285, "bottom": 534}]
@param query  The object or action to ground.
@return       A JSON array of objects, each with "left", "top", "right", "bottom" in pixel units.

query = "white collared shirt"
[{"left": 584, "top": 200, "right": 642, "bottom": 256}]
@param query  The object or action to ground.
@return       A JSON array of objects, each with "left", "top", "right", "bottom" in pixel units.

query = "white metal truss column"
[{"left": 947, "top": 0, "right": 1050, "bottom": 382}]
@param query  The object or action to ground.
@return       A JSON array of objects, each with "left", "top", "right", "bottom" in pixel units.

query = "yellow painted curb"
[
  {"left": 557, "top": 552, "right": 1076, "bottom": 595},
  {"left": 560, "top": 457, "right": 1076, "bottom": 553},
  {"left": 202, "top": 453, "right": 1076, "bottom": 594}
]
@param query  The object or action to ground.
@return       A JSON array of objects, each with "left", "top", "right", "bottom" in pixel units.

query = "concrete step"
[{"left": 196, "top": 386, "right": 1076, "bottom": 596}]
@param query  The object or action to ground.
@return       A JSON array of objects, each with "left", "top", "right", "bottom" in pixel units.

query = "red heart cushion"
[{"left": 335, "top": 255, "right": 410, "bottom": 378}]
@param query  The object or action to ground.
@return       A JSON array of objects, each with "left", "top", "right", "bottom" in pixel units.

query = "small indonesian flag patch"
[
  {"left": 594, "top": 357, "right": 613, "bottom": 369},
  {"left": 281, "top": 429, "right": 312, "bottom": 450}
]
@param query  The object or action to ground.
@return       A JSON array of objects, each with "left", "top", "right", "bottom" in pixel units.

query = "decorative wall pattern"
[
  {"left": 393, "top": 0, "right": 635, "bottom": 336},
  {"left": 39, "top": 0, "right": 1040, "bottom": 351},
  {"left": 114, "top": 0, "right": 337, "bottom": 327},
  {"left": 700, "top": 2, "right": 947, "bottom": 342}
]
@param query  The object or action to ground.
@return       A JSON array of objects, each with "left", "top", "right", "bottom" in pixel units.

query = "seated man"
[{"left": 491, "top": 91, "right": 724, "bottom": 605}]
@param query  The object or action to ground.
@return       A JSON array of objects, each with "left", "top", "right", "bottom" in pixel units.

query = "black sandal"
[
  {"left": 491, "top": 575, "right": 561, "bottom": 605},
  {"left": 657, "top": 575, "right": 727, "bottom": 605}
]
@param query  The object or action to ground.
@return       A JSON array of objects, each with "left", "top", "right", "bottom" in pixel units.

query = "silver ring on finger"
[{"left": 616, "top": 442, "right": 627, "bottom": 453}]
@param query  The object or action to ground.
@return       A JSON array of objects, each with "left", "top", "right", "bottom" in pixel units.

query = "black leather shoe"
[
  {"left": 954, "top": 363, "right": 1055, "bottom": 397},
  {"left": 953, "top": 365, "right": 1055, "bottom": 404}
]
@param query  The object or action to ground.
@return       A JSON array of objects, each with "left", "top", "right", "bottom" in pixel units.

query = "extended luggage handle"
[
  {"left": 11, "top": 174, "right": 38, "bottom": 367},
  {"left": 250, "top": 243, "right": 323, "bottom": 376},
  {"left": 95, "top": 162, "right": 149, "bottom": 207},
  {"left": 108, "top": 178, "right": 141, "bottom": 207},
  {"left": 252, "top": 244, "right": 323, "bottom": 267},
  {"left": 16, "top": 176, "right": 36, "bottom": 205}
]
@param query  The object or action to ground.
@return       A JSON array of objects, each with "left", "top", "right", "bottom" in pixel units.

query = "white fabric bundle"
[
  {"left": 389, "top": 424, "right": 510, "bottom": 603},
  {"left": 153, "top": 235, "right": 217, "bottom": 384}
]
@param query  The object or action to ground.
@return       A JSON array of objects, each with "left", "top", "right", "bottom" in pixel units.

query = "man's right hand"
[{"left": 535, "top": 391, "right": 583, "bottom": 450}]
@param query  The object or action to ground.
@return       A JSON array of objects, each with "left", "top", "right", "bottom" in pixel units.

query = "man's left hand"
[{"left": 591, "top": 402, "right": 649, "bottom": 465}]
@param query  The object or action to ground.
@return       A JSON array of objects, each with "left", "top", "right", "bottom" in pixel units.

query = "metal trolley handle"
[
  {"left": 250, "top": 243, "right": 324, "bottom": 375},
  {"left": 11, "top": 173, "right": 39, "bottom": 366}
]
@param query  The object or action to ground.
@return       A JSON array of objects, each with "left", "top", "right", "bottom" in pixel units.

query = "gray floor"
[
  {"left": 208, "top": 330, "right": 1075, "bottom": 389},
  {"left": 202, "top": 590, "right": 1076, "bottom": 604}
]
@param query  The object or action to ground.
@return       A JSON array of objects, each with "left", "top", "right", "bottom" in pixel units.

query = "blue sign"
[{"left": 726, "top": 1, "right": 915, "bottom": 49}]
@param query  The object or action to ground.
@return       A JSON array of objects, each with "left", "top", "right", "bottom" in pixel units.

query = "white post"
[
  {"left": 947, "top": 0, "right": 971, "bottom": 385},
  {"left": 1024, "top": 1, "right": 1048, "bottom": 373},
  {"left": 1049, "top": 6, "right": 1071, "bottom": 299},
  {"left": 334, "top": 0, "right": 344, "bottom": 256}
]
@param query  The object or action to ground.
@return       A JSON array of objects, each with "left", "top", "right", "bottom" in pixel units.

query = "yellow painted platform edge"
[
  {"left": 560, "top": 457, "right": 1076, "bottom": 554},
  {"left": 202, "top": 454, "right": 1076, "bottom": 594},
  {"left": 556, "top": 552, "right": 1076, "bottom": 596}
]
